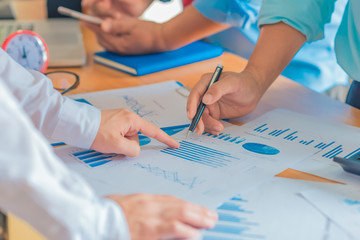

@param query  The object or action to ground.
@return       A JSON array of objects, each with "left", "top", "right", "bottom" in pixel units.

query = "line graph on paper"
[
  {"left": 133, "top": 163, "right": 203, "bottom": 189},
  {"left": 122, "top": 95, "right": 157, "bottom": 118}
]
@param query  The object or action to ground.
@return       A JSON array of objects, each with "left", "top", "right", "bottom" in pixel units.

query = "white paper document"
[
  {"left": 233, "top": 109, "right": 360, "bottom": 184},
  {"left": 69, "top": 80, "right": 190, "bottom": 127},
  {"left": 56, "top": 110, "right": 318, "bottom": 209},
  {"left": 300, "top": 184, "right": 360, "bottom": 239},
  {"left": 201, "top": 178, "right": 355, "bottom": 240}
]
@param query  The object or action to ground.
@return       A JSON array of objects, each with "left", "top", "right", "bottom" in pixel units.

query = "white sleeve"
[
  {"left": 0, "top": 49, "right": 100, "bottom": 149},
  {"left": 0, "top": 81, "right": 130, "bottom": 240}
]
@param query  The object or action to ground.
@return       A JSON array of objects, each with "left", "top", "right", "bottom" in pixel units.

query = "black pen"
[{"left": 186, "top": 64, "right": 223, "bottom": 139}]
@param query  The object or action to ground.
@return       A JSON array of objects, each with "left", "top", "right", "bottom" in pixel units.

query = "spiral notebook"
[{"left": 93, "top": 41, "right": 223, "bottom": 76}]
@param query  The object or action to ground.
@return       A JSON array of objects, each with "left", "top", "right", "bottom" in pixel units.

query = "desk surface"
[{"left": 8, "top": 28, "right": 360, "bottom": 240}]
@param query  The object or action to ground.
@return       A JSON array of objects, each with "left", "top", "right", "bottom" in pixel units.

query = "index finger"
[{"left": 136, "top": 118, "right": 180, "bottom": 149}]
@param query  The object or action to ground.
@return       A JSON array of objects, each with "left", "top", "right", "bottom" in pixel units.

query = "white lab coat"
[{"left": 0, "top": 49, "right": 129, "bottom": 240}]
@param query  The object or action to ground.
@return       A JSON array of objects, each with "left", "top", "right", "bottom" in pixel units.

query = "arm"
[
  {"left": 186, "top": 0, "right": 337, "bottom": 134},
  {"left": 84, "top": 4, "right": 229, "bottom": 54},
  {"left": 0, "top": 81, "right": 128, "bottom": 240},
  {"left": 0, "top": 49, "right": 179, "bottom": 154},
  {"left": 0, "top": 49, "right": 100, "bottom": 149},
  {"left": 0, "top": 81, "right": 217, "bottom": 240},
  {"left": 82, "top": 0, "right": 153, "bottom": 18},
  {"left": 187, "top": 22, "right": 306, "bottom": 134}
]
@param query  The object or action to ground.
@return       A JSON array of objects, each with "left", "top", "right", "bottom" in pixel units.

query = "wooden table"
[{"left": 8, "top": 28, "right": 360, "bottom": 239}]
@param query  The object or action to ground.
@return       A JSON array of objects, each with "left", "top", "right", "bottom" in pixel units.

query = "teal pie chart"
[
  {"left": 242, "top": 142, "right": 280, "bottom": 155},
  {"left": 139, "top": 135, "right": 151, "bottom": 146},
  {"left": 139, "top": 124, "right": 189, "bottom": 146}
]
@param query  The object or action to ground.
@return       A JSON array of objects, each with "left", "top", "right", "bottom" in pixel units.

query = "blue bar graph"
[
  {"left": 268, "top": 128, "right": 290, "bottom": 137},
  {"left": 218, "top": 202, "right": 250, "bottom": 213},
  {"left": 203, "top": 132, "right": 246, "bottom": 145},
  {"left": 284, "top": 131, "right": 298, "bottom": 140},
  {"left": 322, "top": 145, "right": 343, "bottom": 159},
  {"left": 161, "top": 141, "right": 240, "bottom": 168},
  {"left": 345, "top": 148, "right": 360, "bottom": 158},
  {"left": 72, "top": 149, "right": 116, "bottom": 168},
  {"left": 254, "top": 124, "right": 268, "bottom": 132},
  {"left": 208, "top": 224, "right": 249, "bottom": 235}
]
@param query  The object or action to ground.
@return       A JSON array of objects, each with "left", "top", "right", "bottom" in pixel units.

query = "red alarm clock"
[{"left": 2, "top": 30, "right": 49, "bottom": 73}]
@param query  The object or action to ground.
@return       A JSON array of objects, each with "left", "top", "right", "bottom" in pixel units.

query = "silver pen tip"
[{"left": 185, "top": 130, "right": 191, "bottom": 140}]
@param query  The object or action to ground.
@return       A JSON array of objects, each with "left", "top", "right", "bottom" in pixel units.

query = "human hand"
[
  {"left": 107, "top": 194, "right": 218, "bottom": 240},
  {"left": 82, "top": 0, "right": 152, "bottom": 19},
  {"left": 187, "top": 70, "right": 267, "bottom": 135},
  {"left": 91, "top": 109, "right": 179, "bottom": 157},
  {"left": 83, "top": 17, "right": 167, "bottom": 55}
]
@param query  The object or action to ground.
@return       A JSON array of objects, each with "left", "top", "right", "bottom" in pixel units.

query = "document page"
[
  {"left": 300, "top": 184, "right": 360, "bottom": 238},
  {"left": 234, "top": 109, "right": 360, "bottom": 184},
  {"left": 69, "top": 80, "right": 190, "bottom": 127},
  {"left": 56, "top": 110, "right": 318, "bottom": 209}
]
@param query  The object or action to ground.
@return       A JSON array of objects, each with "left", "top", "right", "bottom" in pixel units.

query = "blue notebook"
[{"left": 93, "top": 41, "right": 224, "bottom": 76}]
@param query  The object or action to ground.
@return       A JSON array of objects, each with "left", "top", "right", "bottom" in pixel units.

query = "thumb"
[
  {"left": 101, "top": 18, "right": 133, "bottom": 34},
  {"left": 202, "top": 79, "right": 235, "bottom": 105}
]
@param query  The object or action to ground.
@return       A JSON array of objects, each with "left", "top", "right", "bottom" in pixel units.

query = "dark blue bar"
[
  {"left": 306, "top": 140, "right": 314, "bottom": 145},
  {"left": 345, "top": 148, "right": 360, "bottom": 158},
  {"left": 321, "top": 141, "right": 335, "bottom": 150},
  {"left": 162, "top": 148, "right": 230, "bottom": 165},
  {"left": 229, "top": 137, "right": 239, "bottom": 142},
  {"left": 208, "top": 224, "right": 249, "bottom": 235},
  {"left": 260, "top": 127, "right": 268, "bottom": 133},
  {"left": 218, "top": 202, "right": 244, "bottom": 212},
  {"left": 327, "top": 150, "right": 343, "bottom": 159},
  {"left": 73, "top": 149, "right": 96, "bottom": 157},
  {"left": 218, "top": 213, "right": 242, "bottom": 223},
  {"left": 275, "top": 129, "right": 290, "bottom": 137},
  {"left": 84, "top": 155, "right": 114, "bottom": 164},
  {"left": 254, "top": 124, "right": 267, "bottom": 131},
  {"left": 161, "top": 150, "right": 222, "bottom": 168},
  {"left": 322, "top": 145, "right": 343, "bottom": 158},
  {"left": 51, "top": 142, "right": 65, "bottom": 147},
  {"left": 177, "top": 142, "right": 235, "bottom": 159},
  {"left": 284, "top": 131, "right": 298, "bottom": 140},
  {"left": 218, "top": 134, "right": 229, "bottom": 140},
  {"left": 89, "top": 160, "right": 111, "bottom": 167},
  {"left": 78, "top": 152, "right": 103, "bottom": 160}
]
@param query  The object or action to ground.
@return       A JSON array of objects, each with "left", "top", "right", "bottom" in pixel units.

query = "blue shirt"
[
  {"left": 259, "top": 0, "right": 360, "bottom": 82},
  {"left": 193, "top": 0, "right": 349, "bottom": 93}
]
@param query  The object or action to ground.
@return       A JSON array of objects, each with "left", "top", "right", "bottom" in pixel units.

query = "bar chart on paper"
[
  {"left": 202, "top": 195, "right": 265, "bottom": 240},
  {"left": 161, "top": 140, "right": 241, "bottom": 168},
  {"left": 71, "top": 124, "right": 189, "bottom": 168},
  {"left": 252, "top": 122, "right": 360, "bottom": 160}
]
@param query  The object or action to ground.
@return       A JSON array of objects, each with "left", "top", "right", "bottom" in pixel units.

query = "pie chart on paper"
[{"left": 242, "top": 142, "right": 280, "bottom": 155}]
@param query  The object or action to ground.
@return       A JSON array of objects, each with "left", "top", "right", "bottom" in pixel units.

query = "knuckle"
[{"left": 168, "top": 221, "right": 181, "bottom": 234}]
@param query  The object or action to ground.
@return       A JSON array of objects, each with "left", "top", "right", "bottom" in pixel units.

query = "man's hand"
[
  {"left": 107, "top": 194, "right": 218, "bottom": 240},
  {"left": 91, "top": 109, "right": 179, "bottom": 157},
  {"left": 83, "top": 17, "right": 167, "bottom": 55},
  {"left": 187, "top": 71, "right": 267, "bottom": 135},
  {"left": 82, "top": 0, "right": 153, "bottom": 19}
]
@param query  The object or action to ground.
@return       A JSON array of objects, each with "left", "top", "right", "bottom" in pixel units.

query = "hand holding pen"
[
  {"left": 186, "top": 64, "right": 223, "bottom": 138},
  {"left": 186, "top": 67, "right": 264, "bottom": 136}
]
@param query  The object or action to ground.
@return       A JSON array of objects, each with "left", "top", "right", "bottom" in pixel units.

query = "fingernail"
[
  {"left": 102, "top": 21, "right": 111, "bottom": 32},
  {"left": 205, "top": 218, "right": 216, "bottom": 227},
  {"left": 207, "top": 210, "right": 218, "bottom": 219},
  {"left": 203, "top": 94, "right": 213, "bottom": 104}
]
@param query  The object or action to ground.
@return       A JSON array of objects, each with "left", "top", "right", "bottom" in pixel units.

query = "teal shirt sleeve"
[
  {"left": 193, "top": 0, "right": 258, "bottom": 28},
  {"left": 335, "top": 1, "right": 360, "bottom": 81},
  {"left": 258, "top": 0, "right": 336, "bottom": 42}
]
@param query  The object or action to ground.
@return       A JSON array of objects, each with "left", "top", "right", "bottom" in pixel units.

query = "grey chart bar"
[{"left": 0, "top": 211, "right": 8, "bottom": 240}]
